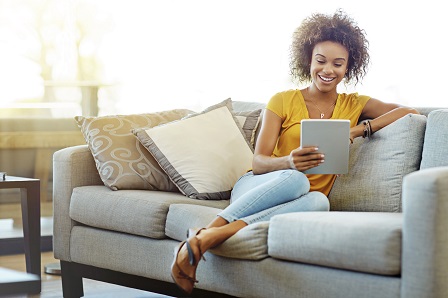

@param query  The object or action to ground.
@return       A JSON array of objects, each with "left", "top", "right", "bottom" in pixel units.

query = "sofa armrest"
[
  {"left": 401, "top": 166, "right": 448, "bottom": 298},
  {"left": 52, "top": 145, "right": 103, "bottom": 261}
]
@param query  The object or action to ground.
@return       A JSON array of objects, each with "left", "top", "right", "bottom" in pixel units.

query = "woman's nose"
[{"left": 323, "top": 65, "right": 333, "bottom": 74}]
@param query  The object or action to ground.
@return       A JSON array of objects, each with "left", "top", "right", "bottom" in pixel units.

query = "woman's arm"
[
  {"left": 252, "top": 110, "right": 323, "bottom": 174},
  {"left": 350, "top": 98, "right": 420, "bottom": 141}
]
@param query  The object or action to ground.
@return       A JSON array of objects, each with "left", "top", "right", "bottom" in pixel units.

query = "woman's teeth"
[{"left": 319, "top": 75, "right": 334, "bottom": 82}]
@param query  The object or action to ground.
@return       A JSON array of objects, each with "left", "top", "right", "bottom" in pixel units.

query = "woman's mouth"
[{"left": 318, "top": 75, "right": 335, "bottom": 82}]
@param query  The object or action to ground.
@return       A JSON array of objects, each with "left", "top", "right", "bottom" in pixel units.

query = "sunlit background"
[{"left": 0, "top": 0, "right": 446, "bottom": 118}]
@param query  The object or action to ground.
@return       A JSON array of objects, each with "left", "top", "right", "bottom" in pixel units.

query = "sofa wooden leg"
[{"left": 60, "top": 261, "right": 84, "bottom": 298}]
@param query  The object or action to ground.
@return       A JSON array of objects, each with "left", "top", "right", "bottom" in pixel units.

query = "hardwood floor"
[{"left": 0, "top": 252, "right": 173, "bottom": 298}]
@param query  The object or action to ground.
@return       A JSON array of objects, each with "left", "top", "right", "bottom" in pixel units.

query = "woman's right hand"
[{"left": 289, "top": 146, "right": 325, "bottom": 172}]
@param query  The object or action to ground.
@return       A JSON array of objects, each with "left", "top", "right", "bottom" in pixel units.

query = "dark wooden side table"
[{"left": 0, "top": 175, "right": 41, "bottom": 294}]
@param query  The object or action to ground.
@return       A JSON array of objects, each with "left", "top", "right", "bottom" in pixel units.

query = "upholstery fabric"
[
  {"left": 233, "top": 109, "right": 262, "bottom": 149},
  {"left": 53, "top": 104, "right": 448, "bottom": 298},
  {"left": 69, "top": 186, "right": 229, "bottom": 239},
  {"left": 329, "top": 113, "right": 427, "bottom": 212},
  {"left": 402, "top": 167, "right": 448, "bottom": 298},
  {"left": 232, "top": 101, "right": 266, "bottom": 145},
  {"left": 268, "top": 212, "right": 402, "bottom": 275},
  {"left": 420, "top": 109, "right": 448, "bottom": 169},
  {"left": 75, "top": 109, "right": 192, "bottom": 191},
  {"left": 182, "top": 100, "right": 263, "bottom": 150},
  {"left": 52, "top": 145, "right": 104, "bottom": 261},
  {"left": 69, "top": 225, "right": 401, "bottom": 298},
  {"left": 133, "top": 99, "right": 253, "bottom": 200},
  {"left": 69, "top": 226, "right": 177, "bottom": 282},
  {"left": 232, "top": 101, "right": 266, "bottom": 113},
  {"left": 209, "top": 221, "right": 269, "bottom": 260},
  {"left": 165, "top": 204, "right": 222, "bottom": 240},
  {"left": 165, "top": 204, "right": 269, "bottom": 260}
]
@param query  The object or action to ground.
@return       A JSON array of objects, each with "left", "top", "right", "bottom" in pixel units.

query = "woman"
[{"left": 171, "top": 9, "right": 419, "bottom": 294}]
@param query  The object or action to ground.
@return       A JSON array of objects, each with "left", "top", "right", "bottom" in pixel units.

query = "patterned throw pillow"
[{"left": 75, "top": 109, "right": 192, "bottom": 191}]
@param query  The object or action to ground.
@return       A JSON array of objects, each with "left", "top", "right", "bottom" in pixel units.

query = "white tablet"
[{"left": 300, "top": 119, "right": 350, "bottom": 174}]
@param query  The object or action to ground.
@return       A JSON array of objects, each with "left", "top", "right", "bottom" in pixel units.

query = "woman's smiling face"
[{"left": 310, "top": 41, "right": 349, "bottom": 92}]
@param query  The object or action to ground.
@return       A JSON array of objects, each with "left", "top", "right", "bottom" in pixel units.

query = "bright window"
[{"left": 0, "top": 0, "right": 445, "bottom": 117}]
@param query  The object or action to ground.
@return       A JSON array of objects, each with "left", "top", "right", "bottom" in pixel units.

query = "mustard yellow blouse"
[{"left": 266, "top": 89, "right": 370, "bottom": 196}]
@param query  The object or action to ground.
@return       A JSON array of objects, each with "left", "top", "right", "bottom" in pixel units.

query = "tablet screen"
[{"left": 300, "top": 119, "right": 350, "bottom": 174}]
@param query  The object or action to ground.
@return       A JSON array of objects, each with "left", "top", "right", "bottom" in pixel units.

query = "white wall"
[
  {"left": 99, "top": 0, "right": 446, "bottom": 113},
  {"left": 1, "top": 0, "right": 446, "bottom": 115}
]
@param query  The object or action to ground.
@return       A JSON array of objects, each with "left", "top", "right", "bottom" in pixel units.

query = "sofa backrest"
[
  {"left": 326, "top": 107, "right": 448, "bottom": 212},
  {"left": 233, "top": 101, "right": 448, "bottom": 213},
  {"left": 232, "top": 101, "right": 266, "bottom": 146},
  {"left": 419, "top": 109, "right": 448, "bottom": 170}
]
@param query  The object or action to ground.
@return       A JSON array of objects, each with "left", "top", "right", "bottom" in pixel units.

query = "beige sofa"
[{"left": 52, "top": 101, "right": 448, "bottom": 298}]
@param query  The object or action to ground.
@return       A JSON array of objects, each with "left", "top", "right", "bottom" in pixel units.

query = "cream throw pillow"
[
  {"left": 75, "top": 109, "right": 192, "bottom": 191},
  {"left": 134, "top": 99, "right": 254, "bottom": 200}
]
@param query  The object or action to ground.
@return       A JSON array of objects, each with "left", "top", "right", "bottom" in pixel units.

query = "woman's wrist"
[
  {"left": 350, "top": 124, "right": 365, "bottom": 142},
  {"left": 288, "top": 152, "right": 297, "bottom": 170}
]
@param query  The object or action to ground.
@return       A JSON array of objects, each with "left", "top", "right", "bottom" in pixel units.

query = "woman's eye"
[{"left": 317, "top": 60, "right": 325, "bottom": 64}]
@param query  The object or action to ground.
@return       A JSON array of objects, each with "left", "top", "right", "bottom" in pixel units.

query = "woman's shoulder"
[
  {"left": 269, "top": 89, "right": 303, "bottom": 103},
  {"left": 337, "top": 93, "right": 371, "bottom": 115},
  {"left": 339, "top": 92, "right": 370, "bottom": 104},
  {"left": 267, "top": 89, "right": 304, "bottom": 116},
  {"left": 275, "top": 89, "right": 303, "bottom": 97}
]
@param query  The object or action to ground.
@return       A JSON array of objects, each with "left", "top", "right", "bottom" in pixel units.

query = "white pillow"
[{"left": 133, "top": 99, "right": 254, "bottom": 200}]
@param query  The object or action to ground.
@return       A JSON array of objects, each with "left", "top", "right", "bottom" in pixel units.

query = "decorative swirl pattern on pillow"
[{"left": 75, "top": 109, "right": 193, "bottom": 191}]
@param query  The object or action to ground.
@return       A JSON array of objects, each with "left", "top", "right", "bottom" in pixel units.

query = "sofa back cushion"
[
  {"left": 420, "top": 109, "right": 448, "bottom": 169},
  {"left": 232, "top": 101, "right": 266, "bottom": 146},
  {"left": 329, "top": 113, "right": 427, "bottom": 212}
]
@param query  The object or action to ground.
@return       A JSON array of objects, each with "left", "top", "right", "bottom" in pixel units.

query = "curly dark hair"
[{"left": 290, "top": 10, "right": 370, "bottom": 85}]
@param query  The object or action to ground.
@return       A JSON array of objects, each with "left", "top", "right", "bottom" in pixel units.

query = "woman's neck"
[
  {"left": 301, "top": 85, "right": 339, "bottom": 119},
  {"left": 304, "top": 85, "right": 338, "bottom": 103}
]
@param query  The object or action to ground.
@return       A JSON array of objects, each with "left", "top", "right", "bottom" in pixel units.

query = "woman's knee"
[
  {"left": 282, "top": 170, "right": 310, "bottom": 194},
  {"left": 310, "top": 192, "right": 330, "bottom": 211},
  {"left": 298, "top": 191, "right": 330, "bottom": 212}
]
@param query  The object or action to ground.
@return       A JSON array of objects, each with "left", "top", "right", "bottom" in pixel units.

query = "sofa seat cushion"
[
  {"left": 166, "top": 204, "right": 269, "bottom": 260},
  {"left": 268, "top": 212, "right": 402, "bottom": 276},
  {"left": 69, "top": 186, "right": 229, "bottom": 239}
]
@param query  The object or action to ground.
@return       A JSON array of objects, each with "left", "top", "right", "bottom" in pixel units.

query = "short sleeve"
[
  {"left": 266, "top": 92, "right": 284, "bottom": 119},
  {"left": 357, "top": 94, "right": 370, "bottom": 109}
]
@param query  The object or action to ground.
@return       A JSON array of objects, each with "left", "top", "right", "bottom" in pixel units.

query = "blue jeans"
[{"left": 218, "top": 170, "right": 329, "bottom": 224}]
